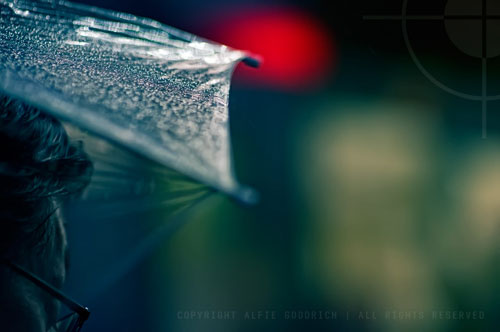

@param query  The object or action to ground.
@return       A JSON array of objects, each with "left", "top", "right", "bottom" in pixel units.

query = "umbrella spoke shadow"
[{"left": 63, "top": 127, "right": 218, "bottom": 302}]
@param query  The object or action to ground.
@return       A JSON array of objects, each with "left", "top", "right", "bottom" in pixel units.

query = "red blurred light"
[{"left": 202, "top": 7, "right": 336, "bottom": 91}]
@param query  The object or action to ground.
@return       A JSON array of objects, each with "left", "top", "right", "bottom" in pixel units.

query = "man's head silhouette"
[{"left": 0, "top": 96, "right": 92, "bottom": 331}]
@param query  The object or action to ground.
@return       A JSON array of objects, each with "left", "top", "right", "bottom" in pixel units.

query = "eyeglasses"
[{"left": 2, "top": 259, "right": 90, "bottom": 332}]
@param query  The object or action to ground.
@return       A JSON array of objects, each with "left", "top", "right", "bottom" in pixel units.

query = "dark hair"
[{"left": 0, "top": 95, "right": 93, "bottom": 258}]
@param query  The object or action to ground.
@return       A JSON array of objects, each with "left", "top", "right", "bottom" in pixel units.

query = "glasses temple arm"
[{"left": 2, "top": 259, "right": 90, "bottom": 321}]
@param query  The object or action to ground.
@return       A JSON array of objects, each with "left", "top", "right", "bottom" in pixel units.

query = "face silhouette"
[{"left": 0, "top": 201, "right": 69, "bottom": 332}]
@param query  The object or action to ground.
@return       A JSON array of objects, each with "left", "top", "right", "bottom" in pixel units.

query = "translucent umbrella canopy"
[{"left": 0, "top": 0, "right": 258, "bottom": 203}]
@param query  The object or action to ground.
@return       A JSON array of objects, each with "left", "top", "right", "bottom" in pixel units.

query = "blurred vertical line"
[
  {"left": 482, "top": 0, "right": 487, "bottom": 139},
  {"left": 482, "top": 58, "right": 487, "bottom": 139}
]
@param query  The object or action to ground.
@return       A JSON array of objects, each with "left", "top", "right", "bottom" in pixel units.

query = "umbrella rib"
[{"left": 81, "top": 191, "right": 217, "bottom": 302}]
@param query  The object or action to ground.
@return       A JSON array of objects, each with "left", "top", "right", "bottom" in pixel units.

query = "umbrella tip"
[
  {"left": 242, "top": 56, "right": 261, "bottom": 68},
  {"left": 236, "top": 186, "right": 260, "bottom": 205}
]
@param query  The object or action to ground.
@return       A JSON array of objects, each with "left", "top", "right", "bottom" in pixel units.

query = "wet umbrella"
[
  {"left": 0, "top": 0, "right": 259, "bottom": 203},
  {"left": 0, "top": 0, "right": 263, "bottom": 313}
]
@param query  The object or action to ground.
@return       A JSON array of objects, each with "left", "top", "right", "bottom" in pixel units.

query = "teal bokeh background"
[{"left": 61, "top": 0, "right": 500, "bottom": 331}]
